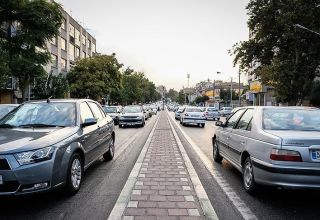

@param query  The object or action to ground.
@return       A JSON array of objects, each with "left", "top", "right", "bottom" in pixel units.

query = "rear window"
[
  {"left": 186, "top": 108, "right": 202, "bottom": 112},
  {"left": 207, "top": 108, "right": 217, "bottom": 112},
  {"left": 263, "top": 108, "right": 320, "bottom": 131}
]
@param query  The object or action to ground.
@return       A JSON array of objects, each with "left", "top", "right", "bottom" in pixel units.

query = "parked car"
[
  {"left": 204, "top": 107, "right": 220, "bottom": 121},
  {"left": 180, "top": 107, "right": 206, "bottom": 127},
  {"left": 174, "top": 106, "right": 185, "bottom": 120},
  {"left": 0, "top": 99, "right": 115, "bottom": 196},
  {"left": 143, "top": 106, "right": 150, "bottom": 120},
  {"left": 151, "top": 105, "right": 158, "bottom": 115},
  {"left": 213, "top": 106, "right": 320, "bottom": 194},
  {"left": 103, "top": 105, "right": 121, "bottom": 125},
  {"left": 219, "top": 107, "right": 233, "bottom": 117},
  {"left": 119, "top": 105, "right": 145, "bottom": 128},
  {"left": 0, "top": 104, "right": 19, "bottom": 119}
]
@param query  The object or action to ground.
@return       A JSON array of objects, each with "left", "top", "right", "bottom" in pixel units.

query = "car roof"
[{"left": 25, "top": 99, "right": 97, "bottom": 104}]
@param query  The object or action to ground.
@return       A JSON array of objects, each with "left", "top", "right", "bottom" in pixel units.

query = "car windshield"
[
  {"left": 186, "top": 108, "right": 202, "bottom": 112},
  {"left": 207, "top": 108, "right": 217, "bottom": 112},
  {"left": 0, "top": 102, "right": 76, "bottom": 128},
  {"left": 104, "top": 106, "right": 117, "bottom": 113},
  {"left": 263, "top": 108, "right": 320, "bottom": 131},
  {"left": 122, "top": 106, "right": 141, "bottom": 113},
  {"left": 0, "top": 106, "right": 17, "bottom": 119}
]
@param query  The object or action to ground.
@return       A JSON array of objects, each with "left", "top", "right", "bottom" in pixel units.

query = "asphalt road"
[
  {"left": 0, "top": 114, "right": 159, "bottom": 220},
  {"left": 167, "top": 111, "right": 320, "bottom": 220}
]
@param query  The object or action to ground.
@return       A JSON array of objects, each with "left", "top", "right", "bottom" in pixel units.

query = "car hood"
[
  {"left": 264, "top": 130, "right": 320, "bottom": 147},
  {"left": 0, "top": 127, "right": 79, "bottom": 154}
]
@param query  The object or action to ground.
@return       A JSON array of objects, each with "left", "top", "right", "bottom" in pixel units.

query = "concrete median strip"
[
  {"left": 167, "top": 113, "right": 219, "bottom": 220},
  {"left": 108, "top": 115, "right": 161, "bottom": 220}
]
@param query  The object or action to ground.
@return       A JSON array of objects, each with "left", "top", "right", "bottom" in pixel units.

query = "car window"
[
  {"left": 236, "top": 109, "right": 254, "bottom": 130},
  {"left": 80, "top": 102, "right": 94, "bottom": 123},
  {"left": 88, "top": 102, "right": 104, "bottom": 121},
  {"left": 98, "top": 105, "right": 106, "bottom": 118},
  {"left": 225, "top": 109, "right": 246, "bottom": 128}
]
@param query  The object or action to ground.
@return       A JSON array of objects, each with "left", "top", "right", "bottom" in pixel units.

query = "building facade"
[{"left": 0, "top": 7, "right": 97, "bottom": 104}]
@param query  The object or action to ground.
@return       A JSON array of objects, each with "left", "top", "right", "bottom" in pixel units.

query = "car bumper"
[
  {"left": 252, "top": 157, "right": 320, "bottom": 189},
  {"left": 119, "top": 120, "right": 143, "bottom": 126},
  {"left": 0, "top": 157, "right": 55, "bottom": 195},
  {"left": 183, "top": 118, "right": 206, "bottom": 124},
  {"left": 206, "top": 115, "right": 220, "bottom": 119}
]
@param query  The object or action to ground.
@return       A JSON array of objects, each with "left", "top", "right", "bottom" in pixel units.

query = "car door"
[
  {"left": 229, "top": 109, "right": 255, "bottom": 165},
  {"left": 79, "top": 102, "right": 99, "bottom": 165},
  {"left": 219, "top": 109, "right": 246, "bottom": 158},
  {"left": 87, "top": 102, "right": 111, "bottom": 159}
]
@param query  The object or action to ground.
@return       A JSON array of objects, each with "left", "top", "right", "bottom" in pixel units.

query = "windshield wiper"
[
  {"left": 0, "top": 124, "right": 16, "bottom": 128},
  {"left": 18, "top": 123, "right": 66, "bottom": 128}
]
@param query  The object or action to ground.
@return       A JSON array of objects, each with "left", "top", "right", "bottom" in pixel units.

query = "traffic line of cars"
[{"left": 0, "top": 100, "right": 161, "bottom": 196}]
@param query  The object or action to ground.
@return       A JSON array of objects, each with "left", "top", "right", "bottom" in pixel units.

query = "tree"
[
  {"left": 310, "top": 80, "right": 320, "bottom": 107},
  {"left": 178, "top": 89, "right": 185, "bottom": 104},
  {"left": 195, "top": 95, "right": 209, "bottom": 104},
  {"left": 33, "top": 73, "right": 69, "bottom": 99},
  {"left": 220, "top": 89, "right": 238, "bottom": 103},
  {"left": 231, "top": 0, "right": 320, "bottom": 105},
  {"left": 166, "top": 89, "right": 179, "bottom": 102},
  {"left": 0, "top": 0, "right": 63, "bottom": 101},
  {"left": 67, "top": 55, "right": 123, "bottom": 100}
]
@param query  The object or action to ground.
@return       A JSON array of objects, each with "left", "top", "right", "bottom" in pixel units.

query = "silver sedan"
[{"left": 213, "top": 106, "right": 320, "bottom": 193}]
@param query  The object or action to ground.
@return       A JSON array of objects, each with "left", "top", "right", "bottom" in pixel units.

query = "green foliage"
[
  {"left": 118, "top": 71, "right": 160, "bottom": 105},
  {"left": 0, "top": 0, "right": 63, "bottom": 100},
  {"left": 166, "top": 89, "right": 179, "bottom": 102},
  {"left": 219, "top": 89, "right": 239, "bottom": 102},
  {"left": 33, "top": 73, "right": 69, "bottom": 99},
  {"left": 231, "top": 0, "right": 320, "bottom": 105},
  {"left": 67, "top": 55, "right": 123, "bottom": 100},
  {"left": 310, "top": 80, "right": 320, "bottom": 107},
  {"left": 178, "top": 90, "right": 185, "bottom": 104},
  {"left": 195, "top": 95, "right": 209, "bottom": 104}
]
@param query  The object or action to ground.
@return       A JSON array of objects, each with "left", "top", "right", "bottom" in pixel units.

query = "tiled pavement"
[{"left": 122, "top": 113, "right": 204, "bottom": 220}]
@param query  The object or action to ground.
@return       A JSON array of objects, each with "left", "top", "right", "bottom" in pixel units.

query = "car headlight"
[{"left": 14, "top": 147, "right": 54, "bottom": 165}]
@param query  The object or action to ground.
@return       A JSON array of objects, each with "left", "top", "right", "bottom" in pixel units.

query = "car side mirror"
[
  {"left": 215, "top": 121, "right": 224, "bottom": 127},
  {"left": 82, "top": 118, "right": 97, "bottom": 127}
]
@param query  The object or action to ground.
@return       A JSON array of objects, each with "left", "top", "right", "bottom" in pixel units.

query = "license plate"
[
  {"left": 311, "top": 150, "right": 320, "bottom": 161},
  {"left": 0, "top": 175, "right": 3, "bottom": 185}
]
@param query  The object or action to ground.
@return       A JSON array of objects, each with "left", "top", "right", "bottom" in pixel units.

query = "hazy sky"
[{"left": 56, "top": 0, "right": 249, "bottom": 90}]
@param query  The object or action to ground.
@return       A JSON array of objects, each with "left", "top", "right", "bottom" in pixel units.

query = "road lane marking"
[
  {"left": 167, "top": 113, "right": 219, "bottom": 220},
  {"left": 167, "top": 111, "right": 258, "bottom": 220},
  {"left": 108, "top": 114, "right": 160, "bottom": 220}
]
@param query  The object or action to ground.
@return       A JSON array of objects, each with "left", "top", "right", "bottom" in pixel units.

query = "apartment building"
[{"left": 45, "top": 9, "right": 97, "bottom": 75}]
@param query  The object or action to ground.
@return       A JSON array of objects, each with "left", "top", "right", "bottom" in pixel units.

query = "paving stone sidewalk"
[{"left": 123, "top": 112, "right": 204, "bottom": 220}]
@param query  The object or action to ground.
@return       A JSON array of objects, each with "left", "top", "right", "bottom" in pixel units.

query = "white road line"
[
  {"left": 167, "top": 114, "right": 219, "bottom": 220},
  {"left": 108, "top": 114, "right": 160, "bottom": 220},
  {"left": 167, "top": 112, "right": 258, "bottom": 220}
]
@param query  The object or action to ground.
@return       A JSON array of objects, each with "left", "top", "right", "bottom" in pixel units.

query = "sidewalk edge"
[
  {"left": 167, "top": 113, "right": 219, "bottom": 220},
  {"left": 108, "top": 114, "right": 161, "bottom": 220}
]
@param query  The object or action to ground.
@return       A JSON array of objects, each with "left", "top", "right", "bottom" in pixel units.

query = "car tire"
[
  {"left": 213, "top": 139, "right": 223, "bottom": 163},
  {"left": 103, "top": 137, "right": 115, "bottom": 161},
  {"left": 119, "top": 124, "right": 123, "bottom": 128},
  {"left": 217, "top": 118, "right": 220, "bottom": 121},
  {"left": 201, "top": 123, "right": 205, "bottom": 128},
  {"left": 242, "top": 157, "right": 258, "bottom": 194},
  {"left": 64, "top": 153, "right": 83, "bottom": 196}
]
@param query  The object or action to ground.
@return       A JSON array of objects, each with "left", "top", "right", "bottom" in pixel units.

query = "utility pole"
[
  {"left": 239, "top": 71, "right": 241, "bottom": 106},
  {"left": 230, "top": 77, "right": 233, "bottom": 107}
]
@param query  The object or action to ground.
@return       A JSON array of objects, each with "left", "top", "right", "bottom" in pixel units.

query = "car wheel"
[
  {"left": 119, "top": 124, "right": 123, "bottom": 128},
  {"left": 103, "top": 137, "right": 115, "bottom": 161},
  {"left": 213, "top": 139, "right": 223, "bottom": 163},
  {"left": 217, "top": 118, "right": 220, "bottom": 121},
  {"left": 202, "top": 123, "right": 205, "bottom": 128},
  {"left": 65, "top": 153, "right": 83, "bottom": 195},
  {"left": 141, "top": 121, "right": 145, "bottom": 127},
  {"left": 243, "top": 157, "right": 258, "bottom": 194}
]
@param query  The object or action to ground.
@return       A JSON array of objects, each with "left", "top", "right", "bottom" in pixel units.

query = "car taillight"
[{"left": 270, "top": 149, "right": 302, "bottom": 162}]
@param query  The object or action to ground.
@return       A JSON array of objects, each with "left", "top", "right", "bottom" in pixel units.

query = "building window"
[
  {"left": 75, "top": 29, "right": 80, "bottom": 46},
  {"left": 69, "top": 24, "right": 75, "bottom": 37},
  {"left": 82, "top": 34, "right": 86, "bottom": 45},
  {"left": 75, "top": 47, "right": 80, "bottom": 58},
  {"left": 51, "top": 54, "right": 58, "bottom": 68},
  {"left": 61, "top": 37, "right": 66, "bottom": 50},
  {"left": 92, "top": 43, "right": 96, "bottom": 53},
  {"left": 61, "top": 58, "right": 67, "bottom": 70},
  {"left": 82, "top": 51, "right": 86, "bottom": 58},
  {"left": 61, "top": 19, "right": 66, "bottom": 30},
  {"left": 69, "top": 43, "right": 75, "bottom": 61},
  {"left": 87, "top": 39, "right": 91, "bottom": 49},
  {"left": 51, "top": 37, "right": 57, "bottom": 46}
]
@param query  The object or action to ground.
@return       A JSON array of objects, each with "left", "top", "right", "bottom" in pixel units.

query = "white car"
[
  {"left": 219, "top": 107, "right": 233, "bottom": 117},
  {"left": 180, "top": 107, "right": 206, "bottom": 127}
]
